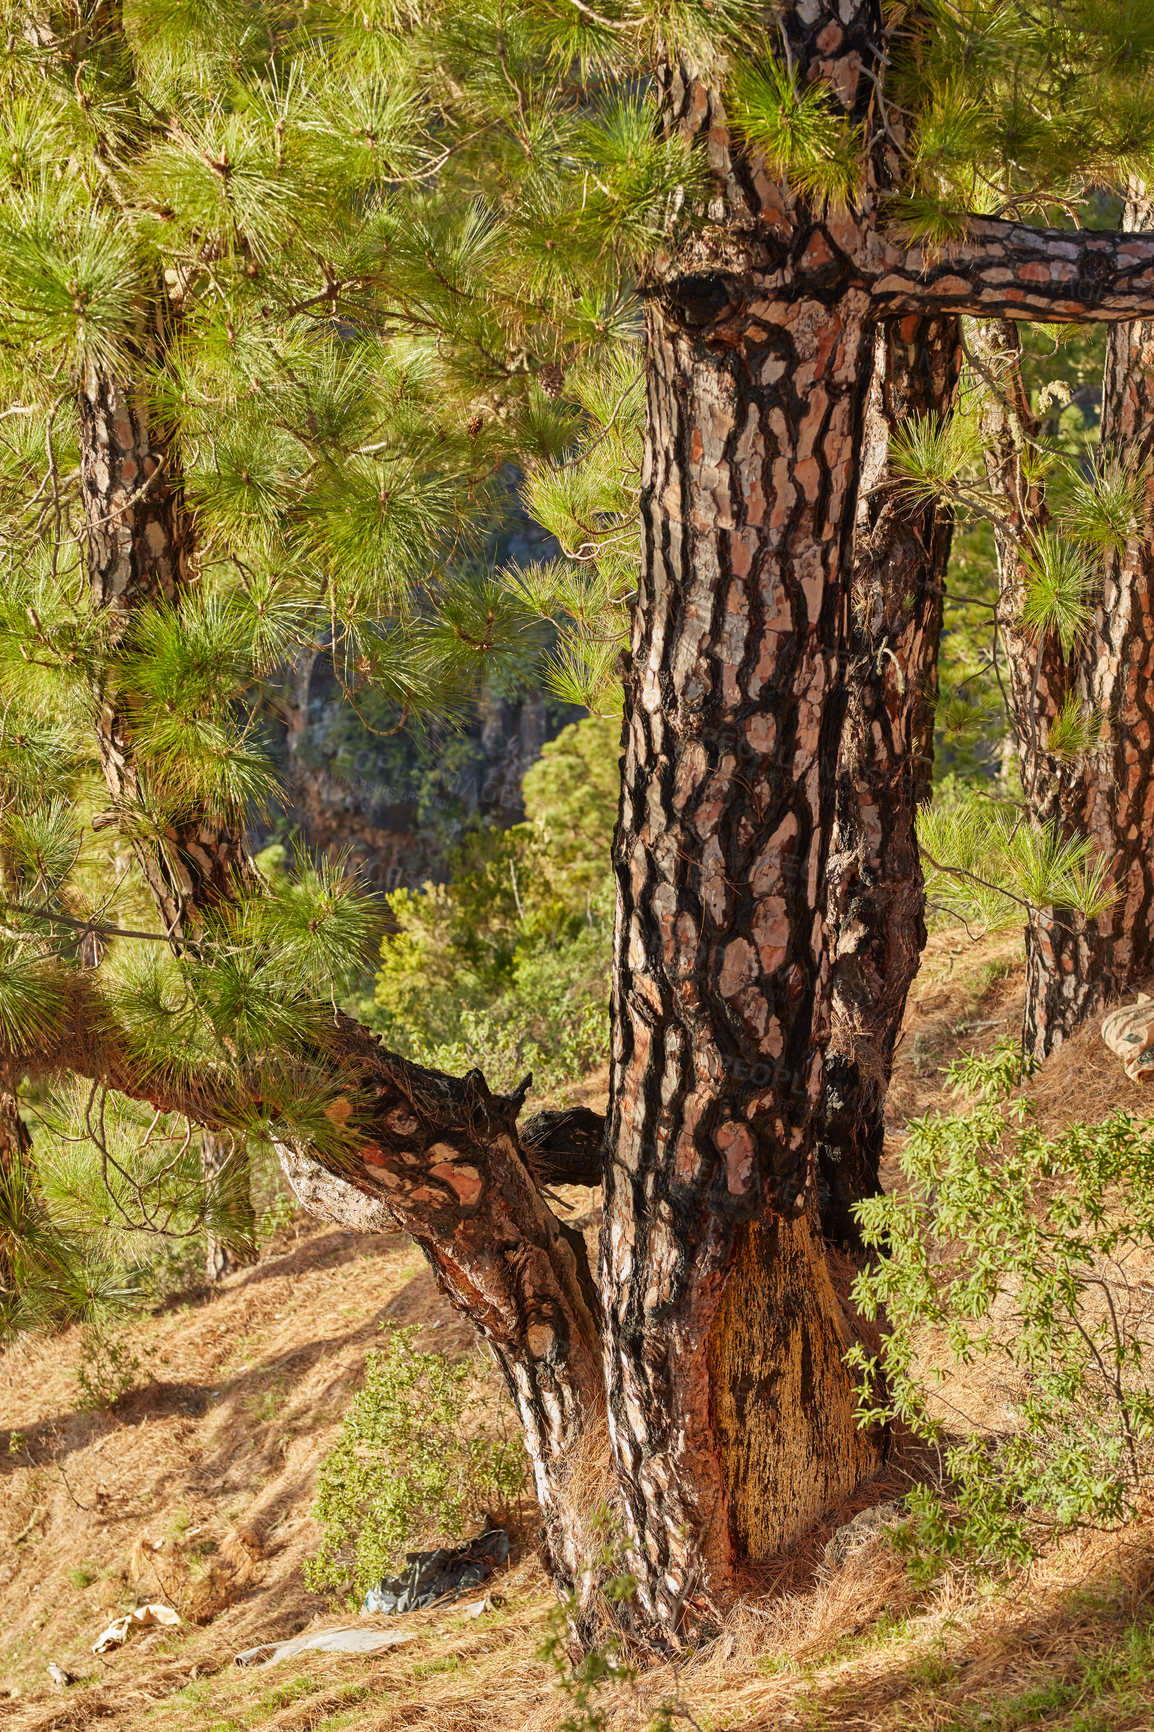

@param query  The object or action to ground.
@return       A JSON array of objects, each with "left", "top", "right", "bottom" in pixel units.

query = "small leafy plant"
[
  {"left": 75, "top": 1321, "right": 142, "bottom": 1412},
  {"left": 304, "top": 1326, "right": 529, "bottom": 1604},
  {"left": 850, "top": 1048, "right": 1154, "bottom": 1576}
]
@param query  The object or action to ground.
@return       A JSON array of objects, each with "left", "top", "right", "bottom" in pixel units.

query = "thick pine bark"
[
  {"left": 600, "top": 11, "right": 891, "bottom": 1629},
  {"left": 815, "top": 315, "right": 960, "bottom": 1249}
]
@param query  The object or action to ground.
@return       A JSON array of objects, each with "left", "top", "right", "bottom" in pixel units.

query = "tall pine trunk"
[
  {"left": 970, "top": 191, "right": 1154, "bottom": 1055},
  {"left": 600, "top": 18, "right": 889, "bottom": 1626},
  {"left": 815, "top": 315, "right": 960, "bottom": 1248}
]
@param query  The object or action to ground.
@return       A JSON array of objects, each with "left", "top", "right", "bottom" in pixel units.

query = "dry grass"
[{"left": 5, "top": 927, "right": 1154, "bottom": 1730}]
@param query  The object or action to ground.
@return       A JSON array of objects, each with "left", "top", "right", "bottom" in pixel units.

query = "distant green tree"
[{"left": 372, "top": 713, "right": 616, "bottom": 1089}]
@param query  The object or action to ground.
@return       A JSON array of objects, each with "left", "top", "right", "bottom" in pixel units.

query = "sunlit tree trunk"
[
  {"left": 599, "top": 16, "right": 893, "bottom": 1627},
  {"left": 1021, "top": 185, "right": 1154, "bottom": 1049}
]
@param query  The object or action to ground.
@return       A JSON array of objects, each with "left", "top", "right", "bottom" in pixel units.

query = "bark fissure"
[{"left": 815, "top": 314, "right": 961, "bottom": 1247}]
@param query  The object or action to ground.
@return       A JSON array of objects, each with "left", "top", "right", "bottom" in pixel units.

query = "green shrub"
[
  {"left": 304, "top": 1326, "right": 529, "bottom": 1604},
  {"left": 371, "top": 714, "right": 618, "bottom": 1096},
  {"left": 850, "top": 1050, "right": 1154, "bottom": 1577},
  {"left": 75, "top": 1321, "right": 143, "bottom": 1412}
]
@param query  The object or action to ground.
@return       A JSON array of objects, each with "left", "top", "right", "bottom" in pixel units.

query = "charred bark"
[
  {"left": 601, "top": 9, "right": 894, "bottom": 1629},
  {"left": 814, "top": 315, "right": 960, "bottom": 1249}
]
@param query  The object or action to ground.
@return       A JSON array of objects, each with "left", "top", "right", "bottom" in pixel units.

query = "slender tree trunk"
[
  {"left": 966, "top": 319, "right": 1081, "bottom": 1056},
  {"left": 815, "top": 315, "right": 960, "bottom": 1249},
  {"left": 81, "top": 365, "right": 262, "bottom": 934},
  {"left": 0, "top": 1092, "right": 30, "bottom": 1178},
  {"left": 1018, "top": 185, "right": 1154, "bottom": 1048}
]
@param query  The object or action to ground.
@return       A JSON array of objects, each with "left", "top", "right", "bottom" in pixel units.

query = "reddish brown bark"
[{"left": 815, "top": 314, "right": 960, "bottom": 1249}]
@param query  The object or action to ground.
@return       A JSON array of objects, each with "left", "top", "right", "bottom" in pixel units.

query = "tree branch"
[{"left": 867, "top": 219, "right": 1154, "bottom": 322}]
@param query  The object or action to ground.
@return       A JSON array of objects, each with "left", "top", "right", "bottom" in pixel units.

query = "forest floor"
[{"left": 5, "top": 928, "right": 1154, "bottom": 1731}]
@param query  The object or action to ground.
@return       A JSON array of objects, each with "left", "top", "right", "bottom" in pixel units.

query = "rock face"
[
  {"left": 262, "top": 659, "right": 578, "bottom": 889},
  {"left": 821, "top": 1500, "right": 905, "bottom": 1575},
  {"left": 256, "top": 505, "right": 577, "bottom": 887}
]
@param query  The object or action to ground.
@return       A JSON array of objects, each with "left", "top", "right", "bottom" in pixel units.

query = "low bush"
[
  {"left": 304, "top": 1326, "right": 529, "bottom": 1605},
  {"left": 75, "top": 1321, "right": 143, "bottom": 1412},
  {"left": 850, "top": 1045, "right": 1154, "bottom": 1576}
]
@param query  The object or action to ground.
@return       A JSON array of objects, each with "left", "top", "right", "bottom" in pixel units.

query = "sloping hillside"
[{"left": 4, "top": 931, "right": 1154, "bottom": 1732}]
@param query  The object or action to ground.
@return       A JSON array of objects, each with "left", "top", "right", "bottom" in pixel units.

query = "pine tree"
[
  {"left": 8, "top": 0, "right": 1154, "bottom": 1642},
  {"left": 971, "top": 189, "right": 1154, "bottom": 1056}
]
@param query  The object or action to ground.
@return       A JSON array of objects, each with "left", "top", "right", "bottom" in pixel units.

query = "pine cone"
[
  {"left": 538, "top": 362, "right": 565, "bottom": 399},
  {"left": 466, "top": 413, "right": 484, "bottom": 438}
]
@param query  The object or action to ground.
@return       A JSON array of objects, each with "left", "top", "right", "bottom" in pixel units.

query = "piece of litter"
[
  {"left": 92, "top": 1603, "right": 180, "bottom": 1654},
  {"left": 361, "top": 1529, "right": 510, "bottom": 1615},
  {"left": 235, "top": 1627, "right": 414, "bottom": 1668},
  {"left": 457, "top": 1594, "right": 504, "bottom": 1620},
  {"left": 1103, "top": 996, "right": 1154, "bottom": 1081}
]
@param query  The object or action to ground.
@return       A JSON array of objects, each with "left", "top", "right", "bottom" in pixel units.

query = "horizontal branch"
[
  {"left": 867, "top": 219, "right": 1154, "bottom": 322},
  {"left": 0, "top": 980, "right": 605, "bottom": 1431}
]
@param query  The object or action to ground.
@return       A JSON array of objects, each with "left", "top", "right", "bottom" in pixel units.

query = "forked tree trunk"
[
  {"left": 75, "top": 360, "right": 605, "bottom": 1581},
  {"left": 815, "top": 315, "right": 960, "bottom": 1248},
  {"left": 600, "top": 19, "right": 891, "bottom": 1627}
]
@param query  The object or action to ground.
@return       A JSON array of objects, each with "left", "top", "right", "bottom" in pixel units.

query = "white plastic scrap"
[
  {"left": 92, "top": 1603, "right": 181, "bottom": 1654},
  {"left": 235, "top": 1627, "right": 414, "bottom": 1668}
]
